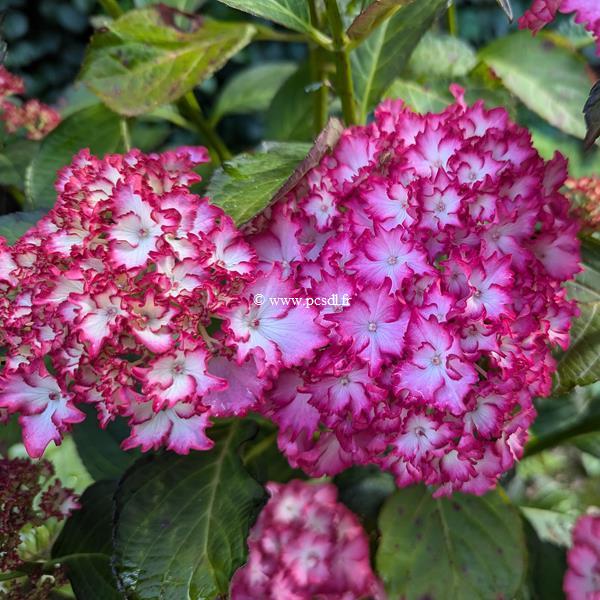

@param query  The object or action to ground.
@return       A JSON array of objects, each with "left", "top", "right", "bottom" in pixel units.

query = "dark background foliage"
[{"left": 1, "top": 0, "right": 597, "bottom": 186}]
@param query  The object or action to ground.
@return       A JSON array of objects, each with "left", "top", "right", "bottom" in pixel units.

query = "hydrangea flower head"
[
  {"left": 0, "top": 146, "right": 270, "bottom": 456},
  {"left": 243, "top": 88, "right": 580, "bottom": 495},
  {"left": 519, "top": 0, "right": 600, "bottom": 55},
  {"left": 564, "top": 514, "right": 600, "bottom": 600},
  {"left": 230, "top": 480, "right": 384, "bottom": 600}
]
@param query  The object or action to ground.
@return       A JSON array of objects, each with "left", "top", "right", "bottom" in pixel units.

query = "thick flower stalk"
[
  {"left": 0, "top": 147, "right": 263, "bottom": 456},
  {"left": 519, "top": 0, "right": 600, "bottom": 54},
  {"left": 230, "top": 480, "right": 384, "bottom": 600},
  {"left": 0, "top": 66, "right": 60, "bottom": 140},
  {"left": 233, "top": 88, "right": 580, "bottom": 495},
  {"left": 564, "top": 514, "right": 600, "bottom": 599}
]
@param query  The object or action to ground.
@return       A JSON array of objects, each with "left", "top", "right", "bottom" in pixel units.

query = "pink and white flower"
[
  {"left": 230, "top": 480, "right": 384, "bottom": 600},
  {"left": 564, "top": 514, "right": 600, "bottom": 600}
]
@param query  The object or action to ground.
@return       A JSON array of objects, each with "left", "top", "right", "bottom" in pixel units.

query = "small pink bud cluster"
[
  {"left": 0, "top": 66, "right": 60, "bottom": 140},
  {"left": 519, "top": 0, "right": 600, "bottom": 55},
  {"left": 564, "top": 514, "right": 600, "bottom": 600},
  {"left": 566, "top": 176, "right": 600, "bottom": 231},
  {"left": 230, "top": 480, "right": 384, "bottom": 600},
  {"left": 0, "top": 146, "right": 262, "bottom": 456},
  {"left": 236, "top": 87, "right": 580, "bottom": 495}
]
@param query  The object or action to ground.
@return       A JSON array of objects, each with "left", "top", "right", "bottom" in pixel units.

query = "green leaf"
[
  {"left": 568, "top": 238, "right": 600, "bottom": 303},
  {"left": 573, "top": 432, "right": 600, "bottom": 458},
  {"left": 42, "top": 436, "right": 94, "bottom": 495},
  {"left": 376, "top": 486, "right": 526, "bottom": 600},
  {"left": 347, "top": 0, "right": 414, "bottom": 44},
  {"left": 134, "top": 0, "right": 206, "bottom": 9},
  {"left": 520, "top": 505, "right": 576, "bottom": 547},
  {"left": 208, "top": 118, "right": 343, "bottom": 224},
  {"left": 554, "top": 240, "right": 600, "bottom": 392},
  {"left": 479, "top": 32, "right": 589, "bottom": 140},
  {"left": 522, "top": 520, "right": 567, "bottom": 600},
  {"left": 384, "top": 77, "right": 515, "bottom": 115},
  {"left": 265, "top": 62, "right": 317, "bottom": 142},
  {"left": 207, "top": 142, "right": 311, "bottom": 224},
  {"left": 241, "top": 422, "right": 304, "bottom": 484},
  {"left": 555, "top": 303, "right": 600, "bottom": 391},
  {"left": 545, "top": 22, "right": 596, "bottom": 51},
  {"left": 211, "top": 61, "right": 296, "bottom": 124},
  {"left": 351, "top": 0, "right": 447, "bottom": 121},
  {"left": 72, "top": 404, "right": 140, "bottom": 481},
  {"left": 0, "top": 139, "right": 38, "bottom": 188},
  {"left": 0, "top": 210, "right": 47, "bottom": 244},
  {"left": 584, "top": 80, "right": 600, "bottom": 149},
  {"left": 80, "top": 7, "right": 255, "bottom": 116},
  {"left": 334, "top": 465, "right": 395, "bottom": 524},
  {"left": 268, "top": 118, "right": 344, "bottom": 207},
  {"left": 112, "top": 422, "right": 266, "bottom": 600},
  {"left": 530, "top": 125, "right": 600, "bottom": 179},
  {"left": 52, "top": 480, "right": 121, "bottom": 600},
  {"left": 408, "top": 32, "right": 477, "bottom": 78},
  {"left": 0, "top": 415, "right": 22, "bottom": 456},
  {"left": 26, "top": 104, "right": 123, "bottom": 209},
  {"left": 216, "top": 0, "right": 327, "bottom": 44},
  {"left": 0, "top": 154, "right": 22, "bottom": 188},
  {"left": 384, "top": 79, "right": 453, "bottom": 113},
  {"left": 525, "top": 385, "right": 600, "bottom": 457}
]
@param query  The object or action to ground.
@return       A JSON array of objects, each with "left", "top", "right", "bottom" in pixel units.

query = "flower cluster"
[
  {"left": 566, "top": 175, "right": 600, "bottom": 231},
  {"left": 230, "top": 480, "right": 383, "bottom": 600},
  {"left": 564, "top": 514, "right": 600, "bottom": 600},
  {"left": 0, "top": 457, "right": 78, "bottom": 572},
  {"left": 231, "top": 87, "right": 580, "bottom": 495},
  {"left": 0, "top": 66, "right": 60, "bottom": 140},
  {"left": 519, "top": 0, "right": 600, "bottom": 54},
  {"left": 0, "top": 146, "right": 261, "bottom": 456},
  {"left": 0, "top": 91, "right": 581, "bottom": 495}
]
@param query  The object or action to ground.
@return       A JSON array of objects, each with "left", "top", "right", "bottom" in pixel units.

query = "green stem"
[
  {"left": 242, "top": 432, "right": 277, "bottom": 466},
  {"left": 0, "top": 570, "right": 26, "bottom": 582},
  {"left": 98, "top": 0, "right": 123, "bottom": 19},
  {"left": 308, "top": 0, "right": 329, "bottom": 134},
  {"left": 448, "top": 1, "right": 458, "bottom": 36},
  {"left": 523, "top": 413, "right": 600, "bottom": 459},
  {"left": 177, "top": 92, "right": 232, "bottom": 165},
  {"left": 120, "top": 118, "right": 132, "bottom": 152},
  {"left": 324, "top": 0, "right": 357, "bottom": 125},
  {"left": 253, "top": 26, "right": 308, "bottom": 43}
]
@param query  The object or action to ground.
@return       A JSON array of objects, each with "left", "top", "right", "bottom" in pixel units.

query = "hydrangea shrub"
[{"left": 0, "top": 0, "right": 599, "bottom": 598}]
